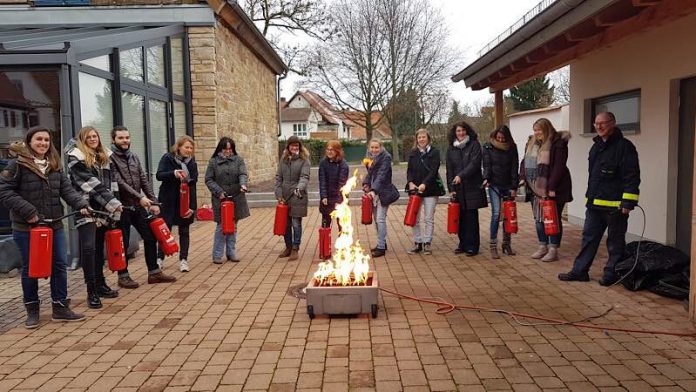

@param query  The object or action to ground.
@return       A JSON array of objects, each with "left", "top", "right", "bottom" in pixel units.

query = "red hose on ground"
[{"left": 379, "top": 287, "right": 696, "bottom": 338}]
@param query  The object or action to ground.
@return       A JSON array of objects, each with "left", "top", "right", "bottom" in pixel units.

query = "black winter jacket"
[
  {"left": 156, "top": 153, "right": 198, "bottom": 226},
  {"left": 363, "top": 149, "right": 400, "bottom": 206},
  {"left": 110, "top": 145, "right": 156, "bottom": 207},
  {"left": 406, "top": 146, "right": 444, "bottom": 198},
  {"left": 318, "top": 157, "right": 349, "bottom": 213},
  {"left": 586, "top": 128, "right": 640, "bottom": 210},
  {"left": 482, "top": 140, "right": 519, "bottom": 191},
  {"left": 446, "top": 135, "right": 487, "bottom": 210},
  {"left": 0, "top": 144, "right": 88, "bottom": 231}
]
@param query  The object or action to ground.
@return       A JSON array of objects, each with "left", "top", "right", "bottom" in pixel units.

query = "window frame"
[{"left": 585, "top": 89, "right": 641, "bottom": 134}]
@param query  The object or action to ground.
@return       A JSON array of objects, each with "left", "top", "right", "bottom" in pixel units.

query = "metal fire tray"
[{"left": 305, "top": 271, "right": 378, "bottom": 319}]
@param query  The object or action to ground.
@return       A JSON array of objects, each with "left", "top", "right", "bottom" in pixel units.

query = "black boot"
[
  {"left": 96, "top": 277, "right": 119, "bottom": 298},
  {"left": 25, "top": 302, "right": 40, "bottom": 329},
  {"left": 52, "top": 300, "right": 85, "bottom": 322},
  {"left": 502, "top": 233, "right": 516, "bottom": 255},
  {"left": 86, "top": 282, "right": 102, "bottom": 309}
]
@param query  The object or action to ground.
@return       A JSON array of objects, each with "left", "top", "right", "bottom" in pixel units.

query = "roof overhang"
[
  {"left": 205, "top": 0, "right": 288, "bottom": 76},
  {"left": 452, "top": 0, "right": 696, "bottom": 92}
]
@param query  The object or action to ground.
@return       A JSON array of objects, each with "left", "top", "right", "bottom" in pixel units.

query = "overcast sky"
[{"left": 281, "top": 0, "right": 544, "bottom": 109}]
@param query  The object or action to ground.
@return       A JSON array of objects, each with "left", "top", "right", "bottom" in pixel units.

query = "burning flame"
[{"left": 312, "top": 170, "right": 371, "bottom": 286}]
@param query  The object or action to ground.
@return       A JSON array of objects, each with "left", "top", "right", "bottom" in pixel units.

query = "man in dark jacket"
[
  {"left": 559, "top": 112, "right": 640, "bottom": 285},
  {"left": 110, "top": 126, "right": 176, "bottom": 288}
]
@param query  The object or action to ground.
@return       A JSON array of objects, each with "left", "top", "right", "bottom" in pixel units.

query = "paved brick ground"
[{"left": 0, "top": 205, "right": 695, "bottom": 391}]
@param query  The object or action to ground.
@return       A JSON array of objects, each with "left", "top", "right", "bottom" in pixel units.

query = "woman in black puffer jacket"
[
  {"left": 405, "top": 129, "right": 445, "bottom": 256},
  {"left": 0, "top": 126, "right": 90, "bottom": 328},
  {"left": 482, "top": 125, "right": 519, "bottom": 259},
  {"left": 446, "top": 121, "right": 487, "bottom": 256},
  {"left": 318, "top": 140, "right": 349, "bottom": 230}
]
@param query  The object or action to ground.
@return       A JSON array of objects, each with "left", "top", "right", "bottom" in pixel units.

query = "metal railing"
[{"left": 477, "top": 0, "right": 558, "bottom": 57}]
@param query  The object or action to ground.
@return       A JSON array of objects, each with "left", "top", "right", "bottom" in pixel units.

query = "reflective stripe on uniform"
[
  {"left": 592, "top": 199, "right": 621, "bottom": 207},
  {"left": 622, "top": 193, "right": 639, "bottom": 201}
]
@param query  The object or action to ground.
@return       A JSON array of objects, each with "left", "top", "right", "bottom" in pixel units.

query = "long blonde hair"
[
  {"left": 527, "top": 118, "right": 557, "bottom": 155},
  {"left": 76, "top": 126, "right": 109, "bottom": 169}
]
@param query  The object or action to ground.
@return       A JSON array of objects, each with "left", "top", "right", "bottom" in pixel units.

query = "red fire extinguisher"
[
  {"left": 273, "top": 202, "right": 289, "bottom": 235},
  {"left": 541, "top": 198, "right": 560, "bottom": 236},
  {"left": 361, "top": 194, "right": 373, "bottom": 225},
  {"left": 319, "top": 226, "right": 331, "bottom": 260},
  {"left": 29, "top": 211, "right": 81, "bottom": 279},
  {"left": 404, "top": 192, "right": 421, "bottom": 227},
  {"left": 447, "top": 197, "right": 459, "bottom": 234},
  {"left": 148, "top": 210, "right": 179, "bottom": 256},
  {"left": 221, "top": 198, "right": 235, "bottom": 235},
  {"left": 29, "top": 225, "right": 53, "bottom": 279},
  {"left": 503, "top": 198, "right": 518, "bottom": 234},
  {"left": 91, "top": 210, "right": 127, "bottom": 272},
  {"left": 179, "top": 182, "right": 190, "bottom": 219}
]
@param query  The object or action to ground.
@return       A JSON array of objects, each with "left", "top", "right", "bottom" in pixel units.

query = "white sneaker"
[
  {"left": 157, "top": 258, "right": 164, "bottom": 269},
  {"left": 179, "top": 259, "right": 189, "bottom": 272}
]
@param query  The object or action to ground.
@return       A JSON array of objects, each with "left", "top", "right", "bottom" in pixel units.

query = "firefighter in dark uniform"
[{"left": 558, "top": 112, "right": 640, "bottom": 285}]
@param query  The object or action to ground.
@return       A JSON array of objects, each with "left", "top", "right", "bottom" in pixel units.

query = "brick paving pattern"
[{"left": 0, "top": 205, "right": 695, "bottom": 391}]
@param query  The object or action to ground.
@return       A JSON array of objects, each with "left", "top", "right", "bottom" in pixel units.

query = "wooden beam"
[
  {"left": 489, "top": 0, "right": 696, "bottom": 91},
  {"left": 494, "top": 90, "right": 504, "bottom": 128}
]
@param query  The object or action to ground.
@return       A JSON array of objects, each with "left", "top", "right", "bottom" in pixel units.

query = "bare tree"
[
  {"left": 377, "top": 0, "right": 457, "bottom": 162},
  {"left": 550, "top": 66, "right": 570, "bottom": 105},
  {"left": 242, "top": 0, "right": 335, "bottom": 75},
  {"left": 303, "top": 0, "right": 390, "bottom": 140},
  {"left": 303, "top": 0, "right": 457, "bottom": 151}
]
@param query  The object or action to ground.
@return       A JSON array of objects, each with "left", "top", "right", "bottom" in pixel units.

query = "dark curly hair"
[{"left": 447, "top": 121, "right": 478, "bottom": 145}]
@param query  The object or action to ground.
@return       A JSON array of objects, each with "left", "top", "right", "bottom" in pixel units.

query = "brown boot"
[
  {"left": 490, "top": 241, "right": 500, "bottom": 259},
  {"left": 279, "top": 246, "right": 292, "bottom": 258},
  {"left": 148, "top": 272, "right": 177, "bottom": 284},
  {"left": 288, "top": 248, "right": 299, "bottom": 261},
  {"left": 117, "top": 275, "right": 139, "bottom": 289}
]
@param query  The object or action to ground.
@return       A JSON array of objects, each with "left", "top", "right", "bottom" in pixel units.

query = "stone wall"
[{"left": 188, "top": 20, "right": 279, "bottom": 204}]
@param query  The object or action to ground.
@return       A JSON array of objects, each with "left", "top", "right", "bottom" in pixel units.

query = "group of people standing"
[
  {"left": 0, "top": 125, "right": 252, "bottom": 329},
  {"left": 0, "top": 110, "right": 639, "bottom": 329}
]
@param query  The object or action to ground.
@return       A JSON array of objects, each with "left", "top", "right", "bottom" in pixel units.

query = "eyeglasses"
[
  {"left": 594, "top": 120, "right": 614, "bottom": 127},
  {"left": 326, "top": 148, "right": 335, "bottom": 152}
]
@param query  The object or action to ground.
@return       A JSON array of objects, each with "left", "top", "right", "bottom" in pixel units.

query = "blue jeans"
[
  {"left": 412, "top": 196, "right": 437, "bottom": 243},
  {"left": 373, "top": 202, "right": 389, "bottom": 249},
  {"left": 284, "top": 217, "right": 302, "bottom": 248},
  {"left": 14, "top": 229, "right": 68, "bottom": 304},
  {"left": 213, "top": 222, "right": 237, "bottom": 260},
  {"left": 535, "top": 201, "right": 564, "bottom": 246},
  {"left": 487, "top": 186, "right": 507, "bottom": 241}
]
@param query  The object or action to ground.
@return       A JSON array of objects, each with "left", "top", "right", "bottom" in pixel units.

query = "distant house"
[
  {"left": 280, "top": 90, "right": 349, "bottom": 140},
  {"left": 341, "top": 111, "right": 393, "bottom": 140}
]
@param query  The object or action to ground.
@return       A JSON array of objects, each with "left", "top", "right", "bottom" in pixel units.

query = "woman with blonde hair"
[
  {"left": 405, "top": 129, "right": 445, "bottom": 255},
  {"left": 318, "top": 140, "right": 349, "bottom": 231},
  {"left": 519, "top": 118, "right": 572, "bottom": 262},
  {"left": 156, "top": 135, "right": 198, "bottom": 272},
  {"left": 65, "top": 126, "right": 123, "bottom": 309},
  {"left": 275, "top": 136, "right": 310, "bottom": 260},
  {"left": 363, "top": 138, "right": 400, "bottom": 258}
]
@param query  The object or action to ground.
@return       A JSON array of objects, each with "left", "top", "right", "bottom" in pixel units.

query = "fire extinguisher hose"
[
  {"left": 378, "top": 286, "right": 696, "bottom": 337},
  {"left": 39, "top": 210, "right": 82, "bottom": 224}
]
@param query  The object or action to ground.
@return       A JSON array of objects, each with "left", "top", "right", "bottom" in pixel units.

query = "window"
[
  {"left": 121, "top": 92, "right": 146, "bottom": 164},
  {"left": 80, "top": 55, "right": 111, "bottom": 72},
  {"left": 293, "top": 123, "right": 307, "bottom": 138},
  {"left": 148, "top": 99, "right": 169, "bottom": 194},
  {"left": 120, "top": 47, "right": 144, "bottom": 82},
  {"left": 146, "top": 45, "right": 165, "bottom": 87},
  {"left": 170, "top": 38, "right": 185, "bottom": 96},
  {"left": 79, "top": 72, "right": 113, "bottom": 142},
  {"left": 588, "top": 89, "right": 641, "bottom": 133},
  {"left": 173, "top": 100, "right": 187, "bottom": 140}
]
